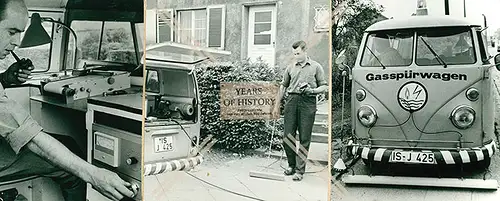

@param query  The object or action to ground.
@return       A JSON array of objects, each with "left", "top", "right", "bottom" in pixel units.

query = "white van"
[{"left": 336, "top": 15, "right": 498, "bottom": 188}]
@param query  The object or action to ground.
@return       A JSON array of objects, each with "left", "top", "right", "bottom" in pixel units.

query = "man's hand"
[
  {"left": 27, "top": 132, "right": 137, "bottom": 201},
  {"left": 302, "top": 88, "right": 315, "bottom": 95},
  {"left": 1, "top": 58, "right": 34, "bottom": 85},
  {"left": 87, "top": 167, "right": 137, "bottom": 201}
]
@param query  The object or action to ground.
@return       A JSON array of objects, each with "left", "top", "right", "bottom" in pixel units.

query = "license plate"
[
  {"left": 154, "top": 136, "right": 174, "bottom": 153},
  {"left": 390, "top": 151, "right": 435, "bottom": 164}
]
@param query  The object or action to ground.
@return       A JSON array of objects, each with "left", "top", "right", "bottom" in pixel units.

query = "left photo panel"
[{"left": 0, "top": 0, "right": 144, "bottom": 201}]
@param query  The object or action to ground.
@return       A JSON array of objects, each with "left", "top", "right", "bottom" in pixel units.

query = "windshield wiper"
[
  {"left": 365, "top": 46, "right": 387, "bottom": 69},
  {"left": 419, "top": 36, "right": 447, "bottom": 68}
]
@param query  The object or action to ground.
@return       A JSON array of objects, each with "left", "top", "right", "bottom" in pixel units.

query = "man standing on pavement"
[
  {"left": 0, "top": 0, "right": 136, "bottom": 200},
  {"left": 277, "top": 40, "right": 327, "bottom": 181}
]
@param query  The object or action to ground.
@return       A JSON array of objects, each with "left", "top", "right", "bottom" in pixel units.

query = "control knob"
[{"left": 126, "top": 157, "right": 138, "bottom": 165}]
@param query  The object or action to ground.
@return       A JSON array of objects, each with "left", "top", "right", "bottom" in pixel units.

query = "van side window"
[
  {"left": 476, "top": 31, "right": 489, "bottom": 64},
  {"left": 146, "top": 70, "right": 160, "bottom": 93}
]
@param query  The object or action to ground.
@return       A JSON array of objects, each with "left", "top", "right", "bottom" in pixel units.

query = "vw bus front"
[{"left": 340, "top": 16, "right": 498, "bottom": 189}]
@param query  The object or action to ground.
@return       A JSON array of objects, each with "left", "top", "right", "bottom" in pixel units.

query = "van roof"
[
  {"left": 366, "top": 16, "right": 481, "bottom": 32},
  {"left": 142, "top": 42, "right": 231, "bottom": 70}
]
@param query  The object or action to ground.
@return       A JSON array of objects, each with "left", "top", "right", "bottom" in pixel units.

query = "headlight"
[
  {"left": 465, "top": 88, "right": 479, "bottom": 101},
  {"left": 357, "top": 105, "right": 377, "bottom": 127},
  {"left": 450, "top": 105, "right": 475, "bottom": 129},
  {"left": 355, "top": 89, "right": 366, "bottom": 101}
]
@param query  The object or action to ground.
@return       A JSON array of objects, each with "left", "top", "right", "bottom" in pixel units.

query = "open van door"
[{"left": 142, "top": 42, "right": 230, "bottom": 176}]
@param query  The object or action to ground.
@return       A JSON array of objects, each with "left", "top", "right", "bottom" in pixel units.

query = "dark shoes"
[
  {"left": 284, "top": 167, "right": 303, "bottom": 181},
  {"left": 284, "top": 167, "right": 295, "bottom": 175},
  {"left": 292, "top": 173, "right": 303, "bottom": 181}
]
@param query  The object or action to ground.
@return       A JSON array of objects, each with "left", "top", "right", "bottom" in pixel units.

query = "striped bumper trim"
[
  {"left": 351, "top": 141, "right": 496, "bottom": 165},
  {"left": 144, "top": 155, "right": 203, "bottom": 176}
]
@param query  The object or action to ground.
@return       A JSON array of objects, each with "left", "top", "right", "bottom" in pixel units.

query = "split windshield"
[{"left": 360, "top": 27, "right": 476, "bottom": 67}]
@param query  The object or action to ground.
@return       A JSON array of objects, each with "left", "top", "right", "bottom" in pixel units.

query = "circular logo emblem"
[{"left": 397, "top": 81, "right": 428, "bottom": 112}]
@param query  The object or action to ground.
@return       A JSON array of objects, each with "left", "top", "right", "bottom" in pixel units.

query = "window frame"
[
  {"left": 145, "top": 69, "right": 160, "bottom": 93},
  {"left": 313, "top": 5, "right": 329, "bottom": 32},
  {"left": 476, "top": 29, "right": 489, "bottom": 64},
  {"left": 164, "top": 5, "right": 226, "bottom": 49},
  {"left": 156, "top": 8, "right": 174, "bottom": 43},
  {"left": 415, "top": 28, "right": 477, "bottom": 66},
  {"left": 359, "top": 28, "right": 481, "bottom": 68},
  {"left": 359, "top": 30, "right": 414, "bottom": 67},
  {"left": 176, "top": 9, "right": 208, "bottom": 47},
  {"left": 68, "top": 20, "right": 141, "bottom": 66}
]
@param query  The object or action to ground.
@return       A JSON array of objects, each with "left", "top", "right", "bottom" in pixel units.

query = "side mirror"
[
  {"left": 495, "top": 54, "right": 500, "bottom": 71},
  {"left": 335, "top": 49, "right": 347, "bottom": 70}
]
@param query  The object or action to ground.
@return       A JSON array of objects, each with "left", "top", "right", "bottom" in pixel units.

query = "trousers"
[
  {"left": 282, "top": 94, "right": 317, "bottom": 174},
  {"left": 0, "top": 134, "right": 86, "bottom": 201}
]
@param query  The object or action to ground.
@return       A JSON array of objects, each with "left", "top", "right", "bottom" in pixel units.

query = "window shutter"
[
  {"left": 157, "top": 9, "right": 173, "bottom": 43},
  {"left": 207, "top": 6, "right": 225, "bottom": 49}
]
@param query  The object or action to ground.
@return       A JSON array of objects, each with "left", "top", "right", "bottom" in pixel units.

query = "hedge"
[{"left": 195, "top": 58, "right": 285, "bottom": 152}]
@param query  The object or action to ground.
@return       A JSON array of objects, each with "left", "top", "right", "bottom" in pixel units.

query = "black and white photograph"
[
  {"left": 332, "top": 0, "right": 500, "bottom": 200},
  {"left": 0, "top": 0, "right": 144, "bottom": 200},
  {"left": 142, "top": 0, "right": 331, "bottom": 200}
]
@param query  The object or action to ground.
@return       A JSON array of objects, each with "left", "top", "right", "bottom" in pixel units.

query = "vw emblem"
[{"left": 397, "top": 81, "right": 428, "bottom": 112}]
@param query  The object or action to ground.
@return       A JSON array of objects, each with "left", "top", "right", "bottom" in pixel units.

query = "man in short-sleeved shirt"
[
  {"left": 0, "top": 1, "right": 136, "bottom": 200},
  {"left": 277, "top": 40, "right": 327, "bottom": 181}
]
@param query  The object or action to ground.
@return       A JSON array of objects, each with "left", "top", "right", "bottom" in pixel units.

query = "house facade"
[{"left": 145, "top": 0, "right": 330, "bottom": 73}]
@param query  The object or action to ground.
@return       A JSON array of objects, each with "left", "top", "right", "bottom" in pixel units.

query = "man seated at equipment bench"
[{"left": 0, "top": 0, "right": 136, "bottom": 200}]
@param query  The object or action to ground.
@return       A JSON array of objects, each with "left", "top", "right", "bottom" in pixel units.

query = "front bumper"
[
  {"left": 350, "top": 140, "right": 497, "bottom": 165},
  {"left": 144, "top": 154, "right": 203, "bottom": 176}
]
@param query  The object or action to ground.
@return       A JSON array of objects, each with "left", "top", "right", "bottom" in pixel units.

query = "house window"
[
  {"left": 313, "top": 5, "right": 329, "bottom": 32},
  {"left": 177, "top": 9, "right": 207, "bottom": 47},
  {"left": 157, "top": 9, "right": 173, "bottom": 43},
  {"left": 157, "top": 6, "right": 225, "bottom": 49}
]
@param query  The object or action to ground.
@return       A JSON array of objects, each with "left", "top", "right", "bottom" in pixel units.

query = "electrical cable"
[
  {"left": 185, "top": 171, "right": 266, "bottom": 201},
  {"left": 368, "top": 113, "right": 413, "bottom": 146},
  {"left": 165, "top": 119, "right": 198, "bottom": 149},
  {"left": 274, "top": 143, "right": 328, "bottom": 174},
  {"left": 367, "top": 112, "right": 463, "bottom": 147},
  {"left": 260, "top": 116, "right": 327, "bottom": 174},
  {"left": 150, "top": 120, "right": 265, "bottom": 201},
  {"left": 410, "top": 113, "right": 463, "bottom": 138},
  {"left": 372, "top": 113, "right": 412, "bottom": 128}
]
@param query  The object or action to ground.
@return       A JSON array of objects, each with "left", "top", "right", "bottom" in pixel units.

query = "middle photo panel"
[{"left": 142, "top": 0, "right": 331, "bottom": 200}]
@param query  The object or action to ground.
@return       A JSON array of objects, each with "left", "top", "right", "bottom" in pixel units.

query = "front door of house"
[{"left": 248, "top": 5, "right": 276, "bottom": 67}]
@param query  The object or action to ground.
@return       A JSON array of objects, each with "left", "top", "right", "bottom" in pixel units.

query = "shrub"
[
  {"left": 195, "top": 58, "right": 285, "bottom": 152},
  {"left": 331, "top": 45, "right": 358, "bottom": 110}
]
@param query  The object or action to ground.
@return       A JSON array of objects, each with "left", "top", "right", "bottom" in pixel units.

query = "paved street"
[{"left": 144, "top": 149, "right": 329, "bottom": 201}]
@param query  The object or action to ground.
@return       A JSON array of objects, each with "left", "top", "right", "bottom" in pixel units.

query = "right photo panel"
[
  {"left": 143, "top": 0, "right": 331, "bottom": 201},
  {"left": 332, "top": 0, "right": 500, "bottom": 200}
]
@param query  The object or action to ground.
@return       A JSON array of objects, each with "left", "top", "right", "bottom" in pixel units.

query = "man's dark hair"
[
  {"left": 0, "top": 0, "right": 21, "bottom": 21},
  {"left": 292, "top": 40, "right": 307, "bottom": 51},
  {"left": 0, "top": 1, "right": 8, "bottom": 21}
]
